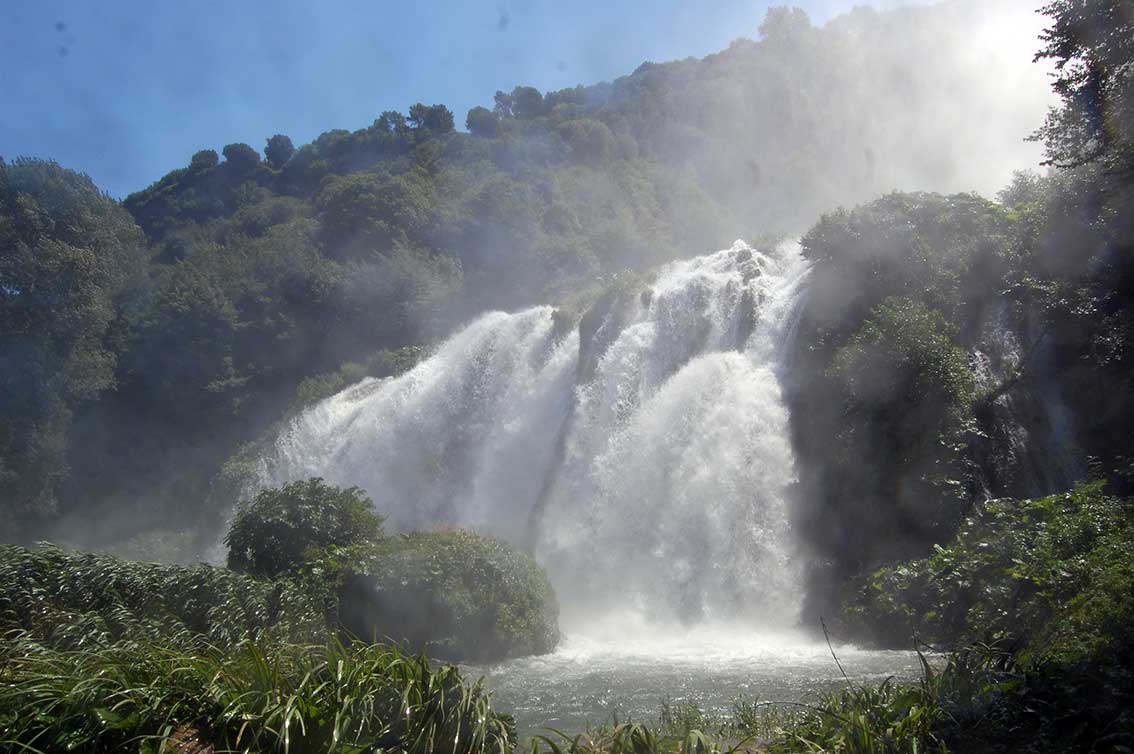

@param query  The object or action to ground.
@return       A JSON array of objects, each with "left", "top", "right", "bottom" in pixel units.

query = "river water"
[{"left": 467, "top": 621, "right": 921, "bottom": 736}]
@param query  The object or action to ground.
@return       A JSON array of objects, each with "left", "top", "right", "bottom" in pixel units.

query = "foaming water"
[
  {"left": 261, "top": 241, "right": 810, "bottom": 625},
  {"left": 466, "top": 619, "right": 921, "bottom": 736},
  {"left": 265, "top": 308, "right": 578, "bottom": 542}
]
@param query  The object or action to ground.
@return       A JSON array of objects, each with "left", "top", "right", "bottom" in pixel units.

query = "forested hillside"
[{"left": 1, "top": 1, "right": 1047, "bottom": 548}]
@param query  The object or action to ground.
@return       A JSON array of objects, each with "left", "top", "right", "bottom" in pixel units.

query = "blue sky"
[{"left": 2, "top": 0, "right": 935, "bottom": 198}]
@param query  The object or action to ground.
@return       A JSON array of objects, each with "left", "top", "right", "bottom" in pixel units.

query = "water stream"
[{"left": 465, "top": 622, "right": 921, "bottom": 737}]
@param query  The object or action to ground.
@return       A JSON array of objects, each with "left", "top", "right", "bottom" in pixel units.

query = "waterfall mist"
[{"left": 261, "top": 241, "right": 811, "bottom": 631}]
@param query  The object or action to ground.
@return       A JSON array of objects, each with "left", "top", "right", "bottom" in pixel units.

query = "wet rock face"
[
  {"left": 969, "top": 305, "right": 1086, "bottom": 499},
  {"left": 576, "top": 285, "right": 641, "bottom": 383}
]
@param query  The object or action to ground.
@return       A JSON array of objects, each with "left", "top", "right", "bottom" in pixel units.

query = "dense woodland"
[{"left": 3, "top": 0, "right": 1134, "bottom": 751}]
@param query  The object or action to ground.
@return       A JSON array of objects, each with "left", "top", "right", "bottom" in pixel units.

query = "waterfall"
[
  {"left": 260, "top": 241, "right": 811, "bottom": 628},
  {"left": 970, "top": 303, "right": 1085, "bottom": 498}
]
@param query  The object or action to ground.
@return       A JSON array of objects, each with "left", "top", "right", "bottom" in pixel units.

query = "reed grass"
[{"left": 0, "top": 633, "right": 516, "bottom": 754}]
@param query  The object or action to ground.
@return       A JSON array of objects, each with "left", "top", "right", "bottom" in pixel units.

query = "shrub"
[
  {"left": 340, "top": 530, "right": 559, "bottom": 662},
  {"left": 225, "top": 478, "right": 384, "bottom": 579},
  {"left": 830, "top": 297, "right": 975, "bottom": 431},
  {"left": 843, "top": 480, "right": 1134, "bottom": 663}
]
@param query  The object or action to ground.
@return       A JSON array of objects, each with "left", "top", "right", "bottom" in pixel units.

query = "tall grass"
[
  {"left": 0, "top": 544, "right": 329, "bottom": 649},
  {"left": 0, "top": 633, "right": 516, "bottom": 754}
]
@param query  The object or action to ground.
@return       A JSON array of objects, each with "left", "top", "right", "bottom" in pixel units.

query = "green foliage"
[
  {"left": 466, "top": 105, "right": 499, "bottom": 137},
  {"left": 0, "top": 543, "right": 328, "bottom": 648},
  {"left": 371, "top": 110, "right": 409, "bottom": 140},
  {"left": 494, "top": 86, "right": 546, "bottom": 119},
  {"left": 265, "top": 133, "right": 296, "bottom": 168},
  {"left": 556, "top": 119, "right": 617, "bottom": 164},
  {"left": 225, "top": 478, "right": 384, "bottom": 579},
  {"left": 1033, "top": 0, "right": 1134, "bottom": 176},
  {"left": 292, "top": 346, "right": 424, "bottom": 409},
  {"left": 844, "top": 481, "right": 1134, "bottom": 664},
  {"left": 223, "top": 141, "right": 262, "bottom": 171},
  {"left": 315, "top": 168, "right": 438, "bottom": 253},
  {"left": 798, "top": 294, "right": 978, "bottom": 564},
  {"left": 342, "top": 530, "right": 559, "bottom": 662},
  {"left": 801, "top": 192, "right": 1012, "bottom": 333},
  {"left": 527, "top": 720, "right": 728, "bottom": 754},
  {"left": 0, "top": 635, "right": 517, "bottom": 754},
  {"left": 767, "top": 677, "right": 946, "bottom": 754},
  {"left": 0, "top": 158, "right": 147, "bottom": 532},
  {"left": 189, "top": 148, "right": 219, "bottom": 171},
  {"left": 656, "top": 698, "right": 724, "bottom": 741},
  {"left": 830, "top": 297, "right": 975, "bottom": 436},
  {"left": 408, "top": 103, "right": 456, "bottom": 134}
]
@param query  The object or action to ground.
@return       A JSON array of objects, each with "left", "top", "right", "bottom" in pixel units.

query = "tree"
[
  {"left": 315, "top": 170, "right": 438, "bottom": 253},
  {"left": 189, "top": 149, "right": 219, "bottom": 172},
  {"left": 407, "top": 103, "right": 455, "bottom": 134},
  {"left": 1034, "top": 0, "right": 1134, "bottom": 175},
  {"left": 556, "top": 118, "right": 616, "bottom": 163},
  {"left": 264, "top": 134, "right": 295, "bottom": 168},
  {"left": 0, "top": 158, "right": 146, "bottom": 531},
  {"left": 509, "top": 86, "right": 545, "bottom": 119},
  {"left": 493, "top": 90, "right": 514, "bottom": 117},
  {"left": 225, "top": 478, "right": 384, "bottom": 578},
  {"left": 758, "top": 6, "right": 814, "bottom": 46},
  {"left": 465, "top": 106, "right": 499, "bottom": 137},
  {"left": 373, "top": 110, "right": 408, "bottom": 136},
  {"left": 221, "top": 142, "right": 261, "bottom": 172}
]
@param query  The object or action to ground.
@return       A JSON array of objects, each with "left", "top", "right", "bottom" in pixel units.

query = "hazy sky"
[{"left": 3, "top": 0, "right": 1039, "bottom": 198}]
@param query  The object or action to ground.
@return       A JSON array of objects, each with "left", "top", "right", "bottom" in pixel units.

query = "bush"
[
  {"left": 830, "top": 297, "right": 975, "bottom": 432},
  {"left": 815, "top": 297, "right": 978, "bottom": 554},
  {"left": 843, "top": 480, "right": 1134, "bottom": 663},
  {"left": 340, "top": 530, "right": 559, "bottom": 662},
  {"left": 225, "top": 478, "right": 384, "bottom": 579}
]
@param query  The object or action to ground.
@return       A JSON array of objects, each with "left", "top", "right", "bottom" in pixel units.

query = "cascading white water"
[{"left": 260, "top": 241, "right": 810, "bottom": 629}]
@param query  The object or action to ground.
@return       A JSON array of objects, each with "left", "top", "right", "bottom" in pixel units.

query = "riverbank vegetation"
[
  {"left": 0, "top": 636, "right": 518, "bottom": 754},
  {"left": 1, "top": 479, "right": 558, "bottom": 664}
]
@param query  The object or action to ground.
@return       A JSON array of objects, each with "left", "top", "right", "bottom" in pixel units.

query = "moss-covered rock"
[{"left": 339, "top": 530, "right": 559, "bottom": 662}]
